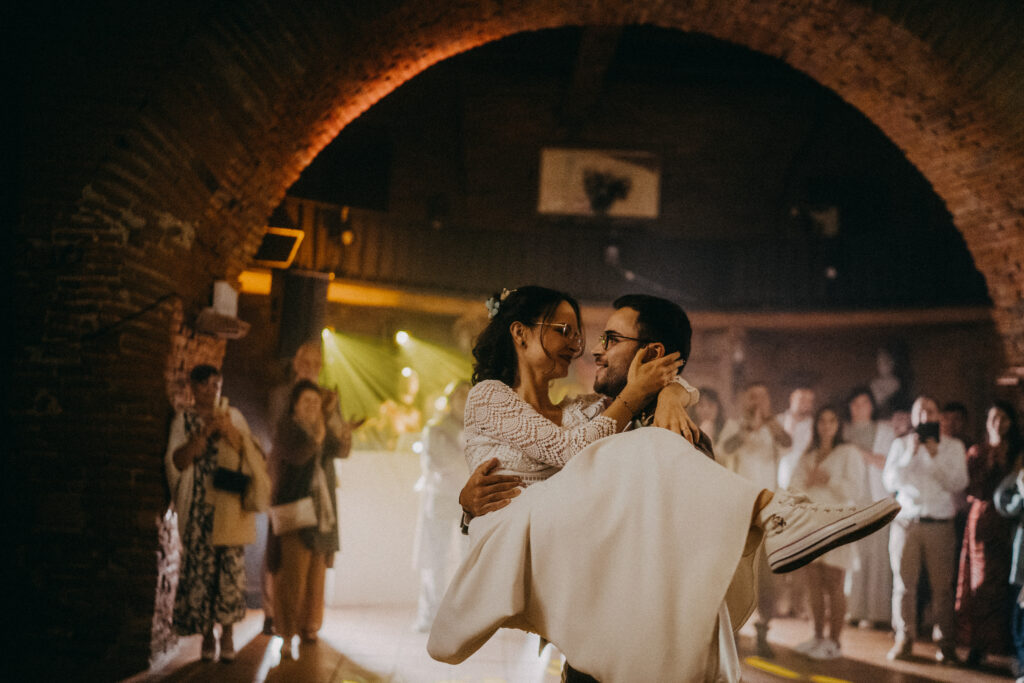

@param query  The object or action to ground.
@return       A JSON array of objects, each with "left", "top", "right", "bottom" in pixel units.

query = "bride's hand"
[
  {"left": 653, "top": 383, "right": 697, "bottom": 443},
  {"left": 625, "top": 348, "right": 683, "bottom": 400}
]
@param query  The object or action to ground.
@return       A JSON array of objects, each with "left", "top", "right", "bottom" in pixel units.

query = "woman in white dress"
[
  {"left": 789, "top": 406, "right": 872, "bottom": 660},
  {"left": 428, "top": 286, "right": 899, "bottom": 682},
  {"left": 842, "top": 387, "right": 896, "bottom": 628}
]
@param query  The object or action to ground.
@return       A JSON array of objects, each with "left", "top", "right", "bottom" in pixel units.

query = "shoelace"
[
  {"left": 764, "top": 513, "right": 786, "bottom": 532},
  {"left": 766, "top": 498, "right": 862, "bottom": 533}
]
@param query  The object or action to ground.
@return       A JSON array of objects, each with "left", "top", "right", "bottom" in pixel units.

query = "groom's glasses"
[
  {"left": 534, "top": 322, "right": 582, "bottom": 346},
  {"left": 597, "top": 331, "right": 650, "bottom": 350}
]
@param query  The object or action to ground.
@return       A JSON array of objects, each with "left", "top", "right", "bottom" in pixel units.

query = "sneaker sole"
[{"left": 768, "top": 499, "right": 901, "bottom": 574}]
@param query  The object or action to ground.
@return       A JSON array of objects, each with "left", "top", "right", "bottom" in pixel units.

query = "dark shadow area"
[{"left": 140, "top": 633, "right": 388, "bottom": 683}]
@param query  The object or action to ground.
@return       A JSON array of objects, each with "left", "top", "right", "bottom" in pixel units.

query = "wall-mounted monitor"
[{"left": 252, "top": 227, "right": 304, "bottom": 268}]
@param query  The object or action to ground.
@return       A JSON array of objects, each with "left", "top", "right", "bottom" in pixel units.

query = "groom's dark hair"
[{"left": 612, "top": 294, "right": 692, "bottom": 368}]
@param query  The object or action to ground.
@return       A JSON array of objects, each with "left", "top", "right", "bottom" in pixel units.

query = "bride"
[{"left": 428, "top": 286, "right": 899, "bottom": 682}]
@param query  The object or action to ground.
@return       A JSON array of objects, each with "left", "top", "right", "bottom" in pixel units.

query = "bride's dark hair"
[{"left": 471, "top": 286, "right": 582, "bottom": 386}]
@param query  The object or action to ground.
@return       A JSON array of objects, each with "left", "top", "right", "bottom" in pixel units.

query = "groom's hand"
[{"left": 459, "top": 458, "right": 521, "bottom": 518}]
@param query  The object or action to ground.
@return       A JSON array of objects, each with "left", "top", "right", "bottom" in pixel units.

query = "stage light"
[
  {"left": 412, "top": 441, "right": 424, "bottom": 454},
  {"left": 433, "top": 396, "right": 448, "bottom": 412},
  {"left": 322, "top": 328, "right": 332, "bottom": 340},
  {"left": 319, "top": 330, "right": 472, "bottom": 432},
  {"left": 395, "top": 330, "right": 411, "bottom": 345}
]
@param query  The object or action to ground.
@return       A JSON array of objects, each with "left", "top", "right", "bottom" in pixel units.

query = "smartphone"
[{"left": 915, "top": 421, "right": 940, "bottom": 441}]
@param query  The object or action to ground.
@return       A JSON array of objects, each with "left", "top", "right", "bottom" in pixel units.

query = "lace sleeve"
[{"left": 466, "top": 381, "right": 617, "bottom": 469}]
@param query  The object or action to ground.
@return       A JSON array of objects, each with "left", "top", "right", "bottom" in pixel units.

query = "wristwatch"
[{"left": 460, "top": 510, "right": 472, "bottom": 535}]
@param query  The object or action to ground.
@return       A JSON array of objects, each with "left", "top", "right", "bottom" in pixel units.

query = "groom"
[{"left": 458, "top": 293, "right": 707, "bottom": 683}]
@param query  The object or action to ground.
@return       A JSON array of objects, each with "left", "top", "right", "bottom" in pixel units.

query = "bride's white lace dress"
[
  {"left": 464, "top": 380, "right": 617, "bottom": 486},
  {"left": 428, "top": 380, "right": 763, "bottom": 682}
]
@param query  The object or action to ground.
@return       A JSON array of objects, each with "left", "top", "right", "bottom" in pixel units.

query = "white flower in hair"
[
  {"left": 485, "top": 288, "right": 516, "bottom": 319},
  {"left": 485, "top": 297, "right": 500, "bottom": 319}
]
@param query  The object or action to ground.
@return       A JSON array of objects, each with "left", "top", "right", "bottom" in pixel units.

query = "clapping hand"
[{"left": 322, "top": 389, "right": 339, "bottom": 415}]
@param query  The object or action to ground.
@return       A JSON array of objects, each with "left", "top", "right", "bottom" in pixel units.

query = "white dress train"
[{"left": 428, "top": 427, "right": 762, "bottom": 682}]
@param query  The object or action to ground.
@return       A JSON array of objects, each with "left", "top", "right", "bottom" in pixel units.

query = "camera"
[{"left": 914, "top": 421, "right": 940, "bottom": 441}]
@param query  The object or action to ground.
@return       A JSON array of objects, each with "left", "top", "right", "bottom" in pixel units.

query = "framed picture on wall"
[{"left": 537, "top": 148, "right": 660, "bottom": 218}]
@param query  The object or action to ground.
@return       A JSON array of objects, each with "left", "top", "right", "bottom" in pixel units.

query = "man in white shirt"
[
  {"left": 883, "top": 395, "right": 968, "bottom": 665},
  {"left": 775, "top": 387, "right": 815, "bottom": 489}
]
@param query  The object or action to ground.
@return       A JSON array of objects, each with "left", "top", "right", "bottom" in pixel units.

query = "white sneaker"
[
  {"left": 807, "top": 638, "right": 841, "bottom": 660},
  {"left": 279, "top": 635, "right": 299, "bottom": 661},
  {"left": 794, "top": 637, "right": 823, "bottom": 656},
  {"left": 760, "top": 492, "right": 901, "bottom": 573}
]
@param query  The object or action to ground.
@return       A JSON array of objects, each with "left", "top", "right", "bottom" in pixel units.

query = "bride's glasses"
[{"left": 534, "top": 322, "right": 583, "bottom": 347}]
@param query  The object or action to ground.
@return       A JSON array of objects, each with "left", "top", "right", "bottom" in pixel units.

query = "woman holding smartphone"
[
  {"left": 165, "top": 364, "right": 259, "bottom": 662},
  {"left": 267, "top": 380, "right": 351, "bottom": 660}
]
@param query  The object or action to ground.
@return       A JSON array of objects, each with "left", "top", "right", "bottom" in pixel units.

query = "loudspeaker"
[{"left": 275, "top": 270, "right": 329, "bottom": 359}]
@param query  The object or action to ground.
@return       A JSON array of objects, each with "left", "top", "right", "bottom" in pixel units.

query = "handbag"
[
  {"left": 268, "top": 496, "right": 317, "bottom": 535},
  {"left": 211, "top": 400, "right": 250, "bottom": 495},
  {"left": 213, "top": 465, "right": 250, "bottom": 494}
]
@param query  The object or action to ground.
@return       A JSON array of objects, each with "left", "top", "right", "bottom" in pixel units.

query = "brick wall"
[{"left": 12, "top": 0, "right": 1023, "bottom": 677}]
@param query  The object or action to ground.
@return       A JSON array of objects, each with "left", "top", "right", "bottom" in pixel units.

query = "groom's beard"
[{"left": 594, "top": 365, "right": 628, "bottom": 399}]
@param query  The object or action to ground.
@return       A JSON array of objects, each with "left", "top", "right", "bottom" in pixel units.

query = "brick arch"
[
  {"left": 51, "top": 0, "right": 1022, "bottom": 368},
  {"left": 82, "top": 0, "right": 1022, "bottom": 362},
  {"left": 16, "top": 0, "right": 1024, "bottom": 677}
]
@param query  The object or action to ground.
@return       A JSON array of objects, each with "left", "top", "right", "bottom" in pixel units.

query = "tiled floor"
[{"left": 133, "top": 605, "right": 1017, "bottom": 682}]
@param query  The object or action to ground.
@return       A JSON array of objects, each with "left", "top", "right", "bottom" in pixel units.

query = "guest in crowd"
[
  {"left": 789, "top": 406, "right": 871, "bottom": 660},
  {"left": 719, "top": 382, "right": 792, "bottom": 657},
  {"left": 268, "top": 380, "right": 352, "bottom": 660},
  {"left": 993, "top": 405, "right": 1024, "bottom": 682},
  {"left": 263, "top": 340, "right": 323, "bottom": 635},
  {"left": 957, "top": 401, "right": 1022, "bottom": 668},
  {"left": 165, "top": 364, "right": 263, "bottom": 662},
  {"left": 891, "top": 406, "right": 913, "bottom": 438},
  {"left": 942, "top": 401, "right": 975, "bottom": 449},
  {"left": 692, "top": 386, "right": 727, "bottom": 451},
  {"left": 883, "top": 395, "right": 969, "bottom": 664},
  {"left": 843, "top": 386, "right": 896, "bottom": 628},
  {"left": 870, "top": 343, "right": 913, "bottom": 419},
  {"left": 776, "top": 386, "right": 815, "bottom": 489},
  {"left": 412, "top": 381, "right": 471, "bottom": 632},
  {"left": 268, "top": 341, "right": 328, "bottom": 435},
  {"left": 263, "top": 340, "right": 361, "bottom": 635}
]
